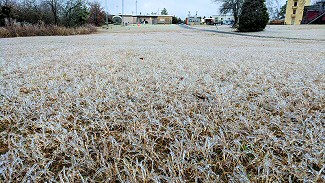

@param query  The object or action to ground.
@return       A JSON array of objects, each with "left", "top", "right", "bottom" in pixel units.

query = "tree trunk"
[
  {"left": 53, "top": 9, "right": 58, "bottom": 25},
  {"left": 233, "top": 7, "right": 239, "bottom": 27},
  {"left": 234, "top": 13, "right": 238, "bottom": 26},
  {"left": 48, "top": 1, "right": 58, "bottom": 25}
]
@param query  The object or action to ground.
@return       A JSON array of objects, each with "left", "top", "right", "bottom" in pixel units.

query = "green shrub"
[{"left": 238, "top": 0, "right": 269, "bottom": 32}]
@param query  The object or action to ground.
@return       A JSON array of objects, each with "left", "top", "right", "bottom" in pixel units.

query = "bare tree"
[
  {"left": 88, "top": 1, "right": 106, "bottom": 26},
  {"left": 62, "top": 0, "right": 89, "bottom": 27},
  {"left": 213, "top": 0, "right": 244, "bottom": 26},
  {"left": 266, "top": 0, "right": 281, "bottom": 20},
  {"left": 15, "top": 0, "right": 43, "bottom": 24},
  {"left": 63, "top": 0, "right": 81, "bottom": 26},
  {"left": 44, "top": 0, "right": 62, "bottom": 25}
]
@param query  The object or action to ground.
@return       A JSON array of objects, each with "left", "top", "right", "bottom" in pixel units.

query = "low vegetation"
[
  {"left": 0, "top": 0, "right": 104, "bottom": 37},
  {"left": 0, "top": 24, "right": 97, "bottom": 38},
  {"left": 0, "top": 26, "right": 324, "bottom": 182}
]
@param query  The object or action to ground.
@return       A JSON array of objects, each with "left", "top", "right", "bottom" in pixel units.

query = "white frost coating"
[{"left": 0, "top": 25, "right": 324, "bottom": 182}]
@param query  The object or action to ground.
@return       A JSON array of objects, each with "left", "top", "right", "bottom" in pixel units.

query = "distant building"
[
  {"left": 112, "top": 15, "right": 173, "bottom": 25},
  {"left": 112, "top": 16, "right": 123, "bottom": 25},
  {"left": 302, "top": 0, "right": 325, "bottom": 24},
  {"left": 204, "top": 17, "right": 215, "bottom": 25},
  {"left": 136, "top": 15, "right": 173, "bottom": 24},
  {"left": 186, "top": 16, "right": 201, "bottom": 25},
  {"left": 121, "top": 15, "right": 135, "bottom": 25},
  {"left": 211, "top": 15, "right": 234, "bottom": 25},
  {"left": 186, "top": 11, "right": 201, "bottom": 25},
  {"left": 285, "top": 0, "right": 311, "bottom": 25}
]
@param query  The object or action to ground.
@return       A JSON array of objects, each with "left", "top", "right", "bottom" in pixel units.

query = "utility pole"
[
  {"left": 105, "top": 0, "right": 108, "bottom": 28},
  {"left": 136, "top": 0, "right": 138, "bottom": 15},
  {"left": 122, "top": 0, "right": 124, "bottom": 26}
]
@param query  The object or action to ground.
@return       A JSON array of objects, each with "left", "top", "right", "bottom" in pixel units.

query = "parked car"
[
  {"left": 269, "top": 19, "right": 285, "bottom": 25},
  {"left": 224, "top": 20, "right": 234, "bottom": 25}
]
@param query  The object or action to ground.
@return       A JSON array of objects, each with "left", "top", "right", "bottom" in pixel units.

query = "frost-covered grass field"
[{"left": 0, "top": 25, "right": 324, "bottom": 182}]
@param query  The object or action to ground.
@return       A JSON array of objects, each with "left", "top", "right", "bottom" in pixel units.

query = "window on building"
[
  {"left": 293, "top": 10, "right": 296, "bottom": 14},
  {"left": 294, "top": 1, "right": 298, "bottom": 6}
]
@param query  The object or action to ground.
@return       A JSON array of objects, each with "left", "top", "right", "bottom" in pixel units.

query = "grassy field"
[{"left": 0, "top": 25, "right": 324, "bottom": 182}]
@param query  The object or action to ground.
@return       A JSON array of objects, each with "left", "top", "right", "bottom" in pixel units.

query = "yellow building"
[{"left": 285, "top": 0, "right": 311, "bottom": 24}]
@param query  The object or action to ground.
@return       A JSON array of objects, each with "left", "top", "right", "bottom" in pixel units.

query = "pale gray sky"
[
  {"left": 100, "top": 0, "right": 310, "bottom": 19},
  {"left": 104, "top": 0, "right": 221, "bottom": 18}
]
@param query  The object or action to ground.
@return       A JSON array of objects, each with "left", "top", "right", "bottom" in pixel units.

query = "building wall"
[
  {"left": 285, "top": 0, "right": 311, "bottom": 24},
  {"left": 212, "top": 15, "right": 234, "bottom": 23},
  {"left": 186, "top": 17, "right": 201, "bottom": 25},
  {"left": 122, "top": 16, "right": 134, "bottom": 24},
  {"left": 302, "top": 1, "right": 325, "bottom": 24},
  {"left": 132, "top": 17, "right": 138, "bottom": 24},
  {"left": 137, "top": 16, "right": 154, "bottom": 24},
  {"left": 114, "top": 15, "right": 173, "bottom": 25},
  {"left": 157, "top": 16, "right": 172, "bottom": 24}
]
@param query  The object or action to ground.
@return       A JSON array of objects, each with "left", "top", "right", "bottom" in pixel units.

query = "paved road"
[{"left": 179, "top": 24, "right": 325, "bottom": 41}]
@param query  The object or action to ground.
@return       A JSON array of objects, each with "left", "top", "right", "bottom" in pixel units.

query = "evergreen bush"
[{"left": 238, "top": 0, "right": 269, "bottom": 32}]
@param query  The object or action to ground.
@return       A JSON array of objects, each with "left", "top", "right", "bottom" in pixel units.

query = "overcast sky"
[{"left": 100, "top": 0, "right": 304, "bottom": 19}]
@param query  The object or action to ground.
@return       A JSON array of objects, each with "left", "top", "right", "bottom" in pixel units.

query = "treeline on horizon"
[
  {"left": 0, "top": 0, "right": 108, "bottom": 37},
  {"left": 0, "top": 0, "right": 107, "bottom": 27}
]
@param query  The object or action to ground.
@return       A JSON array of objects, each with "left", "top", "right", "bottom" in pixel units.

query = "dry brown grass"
[
  {"left": 0, "top": 25, "right": 324, "bottom": 182},
  {"left": 0, "top": 24, "right": 97, "bottom": 38}
]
